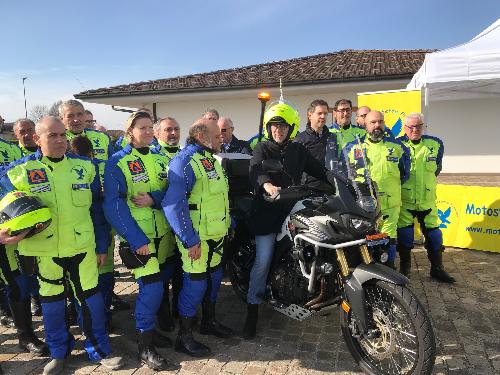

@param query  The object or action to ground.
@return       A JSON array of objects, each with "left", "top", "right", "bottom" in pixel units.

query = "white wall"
[
  {"left": 426, "top": 98, "right": 500, "bottom": 173},
  {"left": 149, "top": 81, "right": 406, "bottom": 143}
]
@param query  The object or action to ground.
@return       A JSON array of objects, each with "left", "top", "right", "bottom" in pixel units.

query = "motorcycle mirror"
[{"left": 262, "top": 159, "right": 283, "bottom": 172}]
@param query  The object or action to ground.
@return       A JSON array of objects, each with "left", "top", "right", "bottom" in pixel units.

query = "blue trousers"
[
  {"left": 98, "top": 272, "right": 113, "bottom": 325},
  {"left": 178, "top": 267, "right": 223, "bottom": 317},
  {"left": 247, "top": 233, "right": 276, "bottom": 305},
  {"left": 135, "top": 276, "right": 163, "bottom": 332},
  {"left": 46, "top": 292, "right": 110, "bottom": 360}
]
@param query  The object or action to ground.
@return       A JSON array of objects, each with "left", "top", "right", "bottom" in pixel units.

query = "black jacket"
[
  {"left": 293, "top": 125, "right": 339, "bottom": 191},
  {"left": 249, "top": 140, "right": 331, "bottom": 235},
  {"left": 221, "top": 135, "right": 252, "bottom": 155}
]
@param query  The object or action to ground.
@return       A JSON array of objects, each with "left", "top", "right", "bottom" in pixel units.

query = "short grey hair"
[
  {"left": 35, "top": 116, "right": 62, "bottom": 135},
  {"left": 202, "top": 108, "right": 219, "bottom": 120},
  {"left": 84, "top": 109, "right": 93, "bottom": 116},
  {"left": 154, "top": 116, "right": 178, "bottom": 131},
  {"left": 405, "top": 112, "right": 424, "bottom": 125},
  {"left": 218, "top": 117, "right": 233, "bottom": 128},
  {"left": 58, "top": 99, "right": 84, "bottom": 117},
  {"left": 13, "top": 118, "right": 35, "bottom": 131}
]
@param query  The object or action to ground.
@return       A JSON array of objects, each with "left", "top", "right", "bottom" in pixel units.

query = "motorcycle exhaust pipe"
[
  {"left": 305, "top": 277, "right": 327, "bottom": 308},
  {"left": 309, "top": 296, "right": 341, "bottom": 311}
]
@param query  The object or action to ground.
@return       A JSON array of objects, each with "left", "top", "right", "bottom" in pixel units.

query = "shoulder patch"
[
  {"left": 127, "top": 159, "right": 145, "bottom": 175},
  {"left": 27, "top": 168, "right": 48, "bottom": 184}
]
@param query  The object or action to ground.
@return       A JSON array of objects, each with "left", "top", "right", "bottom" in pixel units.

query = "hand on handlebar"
[{"left": 263, "top": 182, "right": 280, "bottom": 197}]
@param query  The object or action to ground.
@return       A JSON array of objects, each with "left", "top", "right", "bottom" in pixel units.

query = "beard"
[{"left": 368, "top": 128, "right": 384, "bottom": 142}]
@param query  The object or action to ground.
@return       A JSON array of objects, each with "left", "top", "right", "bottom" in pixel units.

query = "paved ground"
[{"left": 1, "top": 246, "right": 499, "bottom": 375}]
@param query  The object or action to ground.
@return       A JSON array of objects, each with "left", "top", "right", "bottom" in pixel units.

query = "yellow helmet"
[
  {"left": 0, "top": 191, "right": 52, "bottom": 238},
  {"left": 263, "top": 100, "right": 300, "bottom": 141}
]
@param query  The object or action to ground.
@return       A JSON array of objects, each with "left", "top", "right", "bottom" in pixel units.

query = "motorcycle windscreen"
[{"left": 336, "top": 137, "right": 377, "bottom": 213}]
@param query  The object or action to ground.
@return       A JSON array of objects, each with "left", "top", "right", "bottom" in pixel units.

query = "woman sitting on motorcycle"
[{"left": 243, "top": 101, "right": 336, "bottom": 339}]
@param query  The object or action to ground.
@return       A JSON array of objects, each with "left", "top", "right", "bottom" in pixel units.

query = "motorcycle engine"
[{"left": 269, "top": 257, "right": 311, "bottom": 306}]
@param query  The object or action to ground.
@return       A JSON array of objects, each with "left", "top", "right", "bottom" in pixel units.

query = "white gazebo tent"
[{"left": 407, "top": 19, "right": 500, "bottom": 173}]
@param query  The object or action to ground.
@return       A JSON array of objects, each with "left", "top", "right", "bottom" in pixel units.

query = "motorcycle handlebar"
[{"left": 263, "top": 185, "right": 317, "bottom": 202}]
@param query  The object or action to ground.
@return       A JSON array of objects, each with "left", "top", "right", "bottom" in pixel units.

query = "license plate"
[{"left": 366, "top": 233, "right": 389, "bottom": 247}]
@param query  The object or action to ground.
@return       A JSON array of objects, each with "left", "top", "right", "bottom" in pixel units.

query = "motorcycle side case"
[{"left": 344, "top": 263, "right": 409, "bottom": 333}]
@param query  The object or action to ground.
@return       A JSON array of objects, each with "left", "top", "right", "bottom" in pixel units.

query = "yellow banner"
[
  {"left": 436, "top": 184, "right": 500, "bottom": 253},
  {"left": 357, "top": 90, "right": 421, "bottom": 137}
]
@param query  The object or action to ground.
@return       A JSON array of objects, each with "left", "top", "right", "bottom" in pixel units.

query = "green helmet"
[
  {"left": 0, "top": 191, "right": 52, "bottom": 238},
  {"left": 263, "top": 100, "right": 300, "bottom": 141}
]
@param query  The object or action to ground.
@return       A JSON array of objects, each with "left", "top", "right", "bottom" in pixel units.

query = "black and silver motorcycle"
[{"left": 217, "top": 142, "right": 436, "bottom": 375}]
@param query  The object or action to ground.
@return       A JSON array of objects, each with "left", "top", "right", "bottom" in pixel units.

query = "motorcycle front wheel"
[{"left": 340, "top": 281, "right": 436, "bottom": 375}]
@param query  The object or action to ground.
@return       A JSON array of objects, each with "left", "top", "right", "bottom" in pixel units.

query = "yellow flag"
[{"left": 357, "top": 90, "right": 421, "bottom": 137}]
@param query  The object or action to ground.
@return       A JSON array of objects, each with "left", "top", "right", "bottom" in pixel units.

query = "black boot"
[
  {"left": 428, "top": 250, "right": 455, "bottom": 283},
  {"left": 0, "top": 303, "right": 15, "bottom": 328},
  {"left": 138, "top": 330, "right": 173, "bottom": 371},
  {"left": 199, "top": 301, "right": 233, "bottom": 338},
  {"left": 152, "top": 330, "right": 172, "bottom": 348},
  {"left": 175, "top": 316, "right": 211, "bottom": 357},
  {"left": 10, "top": 299, "right": 48, "bottom": 356},
  {"left": 398, "top": 246, "right": 412, "bottom": 278},
  {"left": 242, "top": 304, "right": 258, "bottom": 340},
  {"left": 31, "top": 295, "right": 42, "bottom": 316},
  {"left": 157, "top": 290, "right": 175, "bottom": 332},
  {"left": 111, "top": 292, "right": 130, "bottom": 312}
]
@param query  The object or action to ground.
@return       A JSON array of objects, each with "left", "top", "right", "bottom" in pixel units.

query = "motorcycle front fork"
[{"left": 336, "top": 244, "right": 373, "bottom": 277}]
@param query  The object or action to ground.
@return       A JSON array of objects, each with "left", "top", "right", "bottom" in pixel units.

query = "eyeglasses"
[
  {"left": 220, "top": 127, "right": 233, "bottom": 133},
  {"left": 85, "top": 120, "right": 96, "bottom": 124},
  {"left": 405, "top": 124, "right": 424, "bottom": 131},
  {"left": 335, "top": 108, "right": 351, "bottom": 113}
]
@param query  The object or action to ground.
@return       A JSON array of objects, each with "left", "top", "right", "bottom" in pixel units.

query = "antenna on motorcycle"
[{"left": 257, "top": 90, "right": 271, "bottom": 142}]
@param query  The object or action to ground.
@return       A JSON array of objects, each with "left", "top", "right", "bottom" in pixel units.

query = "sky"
[{"left": 1, "top": 0, "right": 499, "bottom": 129}]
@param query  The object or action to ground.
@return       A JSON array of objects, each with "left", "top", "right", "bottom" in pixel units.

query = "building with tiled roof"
[{"left": 75, "top": 49, "right": 431, "bottom": 140}]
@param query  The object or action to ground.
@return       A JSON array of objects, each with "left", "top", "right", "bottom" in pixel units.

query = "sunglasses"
[{"left": 220, "top": 127, "right": 233, "bottom": 133}]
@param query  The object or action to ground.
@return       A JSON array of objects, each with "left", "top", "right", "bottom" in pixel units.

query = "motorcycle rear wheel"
[
  {"left": 340, "top": 281, "right": 435, "bottom": 375},
  {"left": 228, "top": 239, "right": 255, "bottom": 302}
]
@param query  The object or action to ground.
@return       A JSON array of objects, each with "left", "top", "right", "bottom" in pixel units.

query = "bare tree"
[
  {"left": 48, "top": 100, "right": 63, "bottom": 117},
  {"left": 29, "top": 104, "right": 49, "bottom": 122}
]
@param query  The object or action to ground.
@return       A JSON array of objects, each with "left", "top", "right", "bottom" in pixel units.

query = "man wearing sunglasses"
[
  {"left": 396, "top": 113, "right": 455, "bottom": 283},
  {"left": 217, "top": 117, "right": 252, "bottom": 155}
]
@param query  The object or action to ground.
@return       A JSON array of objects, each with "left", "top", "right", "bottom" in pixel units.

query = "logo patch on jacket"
[
  {"left": 200, "top": 158, "right": 219, "bottom": 180},
  {"left": 354, "top": 148, "right": 364, "bottom": 159},
  {"left": 30, "top": 184, "right": 51, "bottom": 193},
  {"left": 427, "top": 156, "right": 437, "bottom": 162},
  {"left": 128, "top": 159, "right": 145, "bottom": 175},
  {"left": 93, "top": 139, "right": 101, "bottom": 148},
  {"left": 72, "top": 183, "right": 90, "bottom": 190},
  {"left": 386, "top": 156, "right": 399, "bottom": 162},
  {"left": 72, "top": 166, "right": 85, "bottom": 180},
  {"left": 27, "top": 169, "right": 48, "bottom": 184}
]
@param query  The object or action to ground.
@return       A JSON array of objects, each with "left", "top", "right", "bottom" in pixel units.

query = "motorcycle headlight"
[
  {"left": 357, "top": 196, "right": 376, "bottom": 213},
  {"left": 349, "top": 217, "right": 372, "bottom": 232}
]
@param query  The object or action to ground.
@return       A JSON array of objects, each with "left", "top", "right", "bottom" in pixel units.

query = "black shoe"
[
  {"left": 175, "top": 316, "right": 211, "bottom": 357},
  {"left": 152, "top": 330, "right": 172, "bottom": 348},
  {"left": 242, "top": 304, "right": 258, "bottom": 340},
  {"left": 10, "top": 299, "right": 48, "bottom": 356},
  {"left": 31, "top": 296, "right": 42, "bottom": 316},
  {"left": 428, "top": 250, "right": 456, "bottom": 284},
  {"left": 19, "top": 333, "right": 49, "bottom": 356},
  {"left": 398, "top": 246, "right": 412, "bottom": 278},
  {"left": 199, "top": 302, "right": 233, "bottom": 338},
  {"left": 157, "top": 291, "right": 175, "bottom": 332},
  {"left": 138, "top": 330, "right": 178, "bottom": 371},
  {"left": 0, "top": 313, "right": 15, "bottom": 327},
  {"left": 111, "top": 293, "right": 130, "bottom": 311}
]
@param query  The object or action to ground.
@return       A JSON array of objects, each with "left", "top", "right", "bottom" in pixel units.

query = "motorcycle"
[{"left": 217, "top": 141, "right": 436, "bottom": 375}]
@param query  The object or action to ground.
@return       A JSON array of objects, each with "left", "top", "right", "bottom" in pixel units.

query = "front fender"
[{"left": 344, "top": 263, "right": 409, "bottom": 333}]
